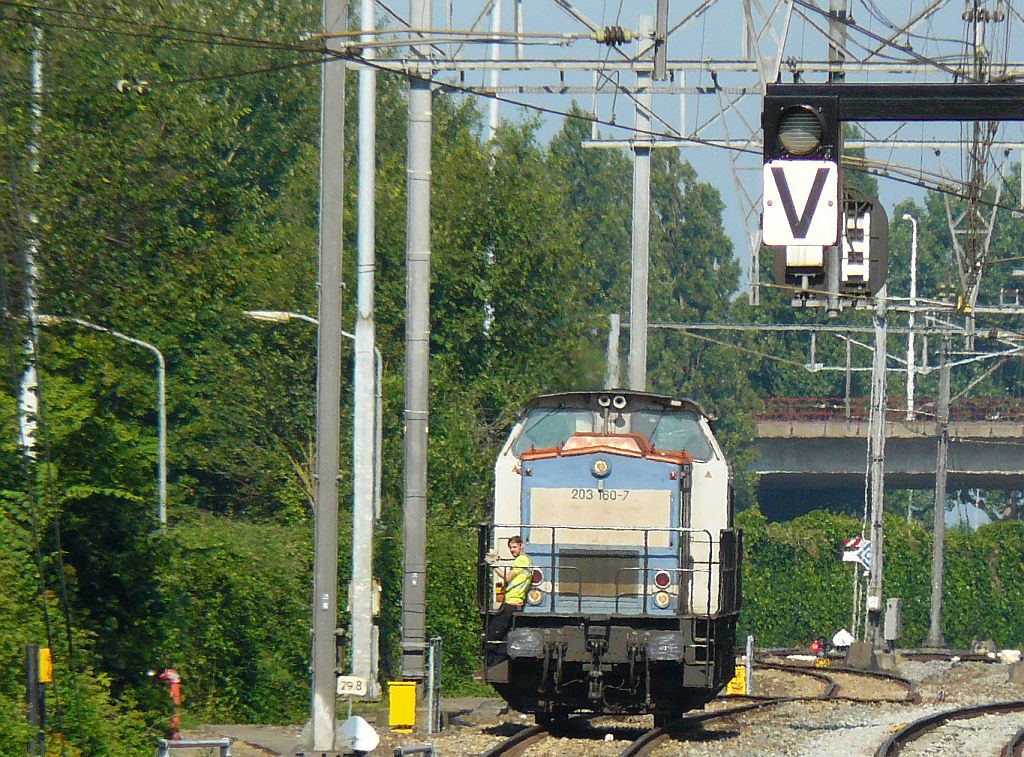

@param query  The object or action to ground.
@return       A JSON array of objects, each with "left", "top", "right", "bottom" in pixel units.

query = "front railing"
[{"left": 478, "top": 523, "right": 743, "bottom": 618}]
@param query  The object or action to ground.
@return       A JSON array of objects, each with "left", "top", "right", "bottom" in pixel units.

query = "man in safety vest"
[{"left": 485, "top": 535, "right": 532, "bottom": 666}]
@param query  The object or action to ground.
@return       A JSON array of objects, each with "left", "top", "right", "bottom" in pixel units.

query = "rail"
[
  {"left": 756, "top": 396, "right": 1024, "bottom": 424},
  {"left": 874, "top": 700, "right": 1024, "bottom": 756}
]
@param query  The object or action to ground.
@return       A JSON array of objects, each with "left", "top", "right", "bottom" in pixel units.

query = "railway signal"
[
  {"left": 761, "top": 87, "right": 891, "bottom": 307},
  {"left": 762, "top": 96, "right": 841, "bottom": 250}
]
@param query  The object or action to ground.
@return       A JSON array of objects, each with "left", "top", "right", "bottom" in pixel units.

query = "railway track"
[
  {"left": 752, "top": 660, "right": 917, "bottom": 702},
  {"left": 874, "top": 701, "right": 1024, "bottom": 756},
  {"left": 482, "top": 661, "right": 916, "bottom": 756}
]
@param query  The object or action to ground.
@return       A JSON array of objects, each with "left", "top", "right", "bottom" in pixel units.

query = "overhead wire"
[{"left": 0, "top": 0, "right": 312, "bottom": 51}]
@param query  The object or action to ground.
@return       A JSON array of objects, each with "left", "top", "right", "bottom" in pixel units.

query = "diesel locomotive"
[{"left": 478, "top": 390, "right": 742, "bottom": 725}]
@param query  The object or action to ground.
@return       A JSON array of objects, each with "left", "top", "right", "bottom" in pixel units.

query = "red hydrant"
[{"left": 157, "top": 668, "right": 182, "bottom": 740}]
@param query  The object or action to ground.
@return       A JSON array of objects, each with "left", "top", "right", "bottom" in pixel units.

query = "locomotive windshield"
[
  {"left": 512, "top": 408, "right": 594, "bottom": 454},
  {"left": 511, "top": 405, "right": 712, "bottom": 460},
  {"left": 632, "top": 409, "right": 713, "bottom": 459}
]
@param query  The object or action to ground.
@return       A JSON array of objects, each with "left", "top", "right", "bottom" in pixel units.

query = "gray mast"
[
  {"left": 401, "top": 0, "right": 433, "bottom": 682},
  {"left": 351, "top": 0, "right": 381, "bottom": 700},
  {"left": 926, "top": 336, "right": 951, "bottom": 648},
  {"left": 310, "top": 0, "right": 348, "bottom": 749},
  {"left": 627, "top": 16, "right": 653, "bottom": 391},
  {"left": 865, "top": 287, "right": 888, "bottom": 649}
]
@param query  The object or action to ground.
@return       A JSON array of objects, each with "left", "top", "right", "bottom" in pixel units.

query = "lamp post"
[
  {"left": 244, "top": 309, "right": 382, "bottom": 694},
  {"left": 901, "top": 213, "right": 918, "bottom": 421},
  {"left": 37, "top": 315, "right": 167, "bottom": 528}
]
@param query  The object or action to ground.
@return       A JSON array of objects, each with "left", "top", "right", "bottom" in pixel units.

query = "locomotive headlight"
[
  {"left": 526, "top": 588, "right": 544, "bottom": 606},
  {"left": 653, "top": 591, "right": 672, "bottom": 609},
  {"left": 507, "top": 629, "right": 544, "bottom": 658},
  {"left": 592, "top": 459, "right": 611, "bottom": 478}
]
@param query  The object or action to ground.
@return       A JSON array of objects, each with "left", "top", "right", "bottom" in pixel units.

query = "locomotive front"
[{"left": 478, "top": 391, "right": 742, "bottom": 725}]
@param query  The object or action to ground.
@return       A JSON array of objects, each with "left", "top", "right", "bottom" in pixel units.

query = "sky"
[{"left": 413, "top": 0, "right": 1024, "bottom": 295}]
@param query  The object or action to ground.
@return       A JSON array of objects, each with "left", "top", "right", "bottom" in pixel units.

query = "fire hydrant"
[{"left": 157, "top": 668, "right": 182, "bottom": 739}]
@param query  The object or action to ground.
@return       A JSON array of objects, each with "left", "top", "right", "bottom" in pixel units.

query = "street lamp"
[
  {"left": 244, "top": 309, "right": 383, "bottom": 694},
  {"left": 901, "top": 214, "right": 918, "bottom": 421},
  {"left": 244, "top": 310, "right": 383, "bottom": 517},
  {"left": 38, "top": 315, "right": 167, "bottom": 528}
]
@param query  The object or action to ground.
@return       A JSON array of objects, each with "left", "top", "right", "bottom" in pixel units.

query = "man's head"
[{"left": 508, "top": 535, "right": 523, "bottom": 556}]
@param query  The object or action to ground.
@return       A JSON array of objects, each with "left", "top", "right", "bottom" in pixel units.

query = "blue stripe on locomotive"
[{"left": 519, "top": 451, "right": 683, "bottom": 616}]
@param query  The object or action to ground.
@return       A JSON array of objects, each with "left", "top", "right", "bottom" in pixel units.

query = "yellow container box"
[
  {"left": 725, "top": 664, "right": 746, "bottom": 695},
  {"left": 388, "top": 681, "right": 417, "bottom": 733}
]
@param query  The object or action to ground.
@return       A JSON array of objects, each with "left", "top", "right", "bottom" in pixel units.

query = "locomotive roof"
[{"left": 524, "top": 390, "right": 714, "bottom": 421}]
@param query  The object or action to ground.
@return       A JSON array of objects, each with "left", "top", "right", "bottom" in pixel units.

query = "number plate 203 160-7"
[{"left": 569, "top": 488, "right": 630, "bottom": 501}]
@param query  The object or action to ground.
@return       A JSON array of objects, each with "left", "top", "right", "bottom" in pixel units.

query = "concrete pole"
[
  {"left": 844, "top": 336, "right": 852, "bottom": 421},
  {"left": 18, "top": 20, "right": 43, "bottom": 462},
  {"left": 927, "top": 336, "right": 950, "bottom": 648},
  {"left": 903, "top": 214, "right": 918, "bottom": 420},
  {"left": 827, "top": 0, "right": 847, "bottom": 83},
  {"left": 605, "top": 314, "right": 621, "bottom": 389},
  {"left": 824, "top": 0, "right": 846, "bottom": 318},
  {"left": 485, "top": 0, "right": 501, "bottom": 144},
  {"left": 352, "top": 0, "right": 380, "bottom": 700},
  {"left": 402, "top": 0, "right": 432, "bottom": 682},
  {"left": 311, "top": 0, "right": 348, "bottom": 748},
  {"left": 866, "top": 286, "right": 888, "bottom": 649},
  {"left": 627, "top": 16, "right": 653, "bottom": 392}
]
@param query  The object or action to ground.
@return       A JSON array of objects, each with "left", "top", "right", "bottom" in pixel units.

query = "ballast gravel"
[{"left": 186, "top": 657, "right": 1024, "bottom": 756}]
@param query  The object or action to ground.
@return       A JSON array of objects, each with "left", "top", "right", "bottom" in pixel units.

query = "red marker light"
[
  {"left": 654, "top": 570, "right": 672, "bottom": 589},
  {"left": 531, "top": 569, "right": 543, "bottom": 585},
  {"left": 810, "top": 639, "right": 822, "bottom": 653}
]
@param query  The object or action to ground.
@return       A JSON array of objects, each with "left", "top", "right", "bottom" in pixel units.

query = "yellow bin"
[{"left": 388, "top": 681, "right": 417, "bottom": 733}]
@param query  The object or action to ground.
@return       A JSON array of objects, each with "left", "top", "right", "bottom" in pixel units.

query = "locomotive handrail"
[{"left": 487, "top": 524, "right": 727, "bottom": 617}]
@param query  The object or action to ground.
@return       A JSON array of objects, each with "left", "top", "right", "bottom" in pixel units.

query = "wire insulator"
[{"left": 597, "top": 26, "right": 632, "bottom": 46}]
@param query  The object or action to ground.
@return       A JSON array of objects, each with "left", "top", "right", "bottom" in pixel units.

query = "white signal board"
[{"left": 763, "top": 160, "right": 839, "bottom": 247}]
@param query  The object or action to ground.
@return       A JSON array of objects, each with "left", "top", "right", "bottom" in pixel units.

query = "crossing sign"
[
  {"left": 762, "top": 160, "right": 839, "bottom": 247},
  {"left": 842, "top": 537, "right": 872, "bottom": 569}
]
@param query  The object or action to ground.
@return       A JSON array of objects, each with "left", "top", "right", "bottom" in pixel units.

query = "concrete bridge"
[{"left": 755, "top": 397, "right": 1024, "bottom": 519}]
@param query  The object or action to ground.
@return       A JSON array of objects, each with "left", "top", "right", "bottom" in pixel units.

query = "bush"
[{"left": 738, "top": 507, "right": 1024, "bottom": 649}]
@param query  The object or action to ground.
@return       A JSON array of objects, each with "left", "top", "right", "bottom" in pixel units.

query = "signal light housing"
[
  {"left": 762, "top": 91, "right": 840, "bottom": 163},
  {"left": 653, "top": 570, "right": 672, "bottom": 589},
  {"left": 777, "top": 106, "right": 824, "bottom": 155}
]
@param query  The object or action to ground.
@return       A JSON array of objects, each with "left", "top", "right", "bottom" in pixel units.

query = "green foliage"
[
  {"left": 738, "top": 508, "right": 1024, "bottom": 649},
  {"left": 160, "top": 509, "right": 315, "bottom": 723},
  {"left": 425, "top": 527, "right": 486, "bottom": 693}
]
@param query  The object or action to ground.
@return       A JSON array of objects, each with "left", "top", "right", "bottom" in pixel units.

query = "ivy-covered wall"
[{"left": 738, "top": 508, "right": 1024, "bottom": 649}]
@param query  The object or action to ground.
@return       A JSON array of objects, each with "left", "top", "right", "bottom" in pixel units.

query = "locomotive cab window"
[
  {"left": 633, "top": 410, "right": 713, "bottom": 460},
  {"left": 512, "top": 408, "right": 594, "bottom": 455}
]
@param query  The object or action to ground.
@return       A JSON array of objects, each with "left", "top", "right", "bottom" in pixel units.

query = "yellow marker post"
[
  {"left": 725, "top": 664, "right": 746, "bottom": 695},
  {"left": 388, "top": 681, "right": 417, "bottom": 733},
  {"left": 38, "top": 648, "right": 53, "bottom": 684}
]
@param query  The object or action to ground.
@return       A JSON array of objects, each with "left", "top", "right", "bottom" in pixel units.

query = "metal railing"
[
  {"left": 479, "top": 524, "right": 742, "bottom": 618},
  {"left": 756, "top": 396, "right": 1024, "bottom": 424},
  {"left": 158, "top": 738, "right": 231, "bottom": 756}
]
